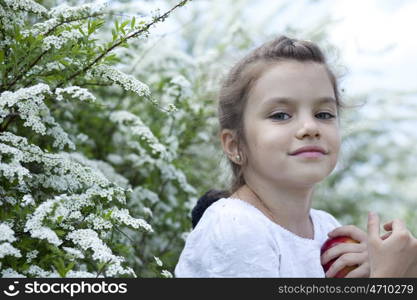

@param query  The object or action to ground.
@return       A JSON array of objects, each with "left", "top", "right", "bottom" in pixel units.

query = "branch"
[
  {"left": 6, "top": 50, "right": 48, "bottom": 90},
  {"left": 3, "top": 14, "right": 105, "bottom": 91},
  {"left": 56, "top": 0, "right": 191, "bottom": 88},
  {"left": 95, "top": 258, "right": 113, "bottom": 278},
  {"left": 0, "top": 111, "right": 19, "bottom": 133}
]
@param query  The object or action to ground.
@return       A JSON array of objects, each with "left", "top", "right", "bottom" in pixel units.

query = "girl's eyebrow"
[{"left": 262, "top": 96, "right": 337, "bottom": 107}]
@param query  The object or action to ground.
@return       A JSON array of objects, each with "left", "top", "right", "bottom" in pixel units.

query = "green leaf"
[
  {"left": 131, "top": 16, "right": 136, "bottom": 30},
  {"left": 121, "top": 20, "right": 130, "bottom": 29},
  {"left": 88, "top": 20, "right": 93, "bottom": 35},
  {"left": 53, "top": 258, "right": 67, "bottom": 277},
  {"left": 55, "top": 229, "right": 66, "bottom": 237}
]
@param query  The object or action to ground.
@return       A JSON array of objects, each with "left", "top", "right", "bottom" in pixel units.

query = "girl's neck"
[{"left": 232, "top": 183, "right": 315, "bottom": 239}]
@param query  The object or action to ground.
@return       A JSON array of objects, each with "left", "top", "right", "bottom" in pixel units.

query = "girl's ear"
[{"left": 220, "top": 129, "right": 241, "bottom": 164}]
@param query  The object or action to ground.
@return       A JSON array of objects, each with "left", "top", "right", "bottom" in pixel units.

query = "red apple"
[{"left": 320, "top": 236, "right": 359, "bottom": 278}]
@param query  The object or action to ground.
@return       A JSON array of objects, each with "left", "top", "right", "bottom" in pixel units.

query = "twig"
[
  {"left": 56, "top": 0, "right": 190, "bottom": 88},
  {"left": 96, "top": 258, "right": 113, "bottom": 278},
  {"left": 114, "top": 226, "right": 134, "bottom": 243},
  {"left": 0, "top": 111, "right": 19, "bottom": 133}
]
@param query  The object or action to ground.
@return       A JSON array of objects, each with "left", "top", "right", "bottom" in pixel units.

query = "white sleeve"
[{"left": 175, "top": 205, "right": 280, "bottom": 278}]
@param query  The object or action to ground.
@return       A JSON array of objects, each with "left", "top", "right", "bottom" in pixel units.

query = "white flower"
[
  {"left": 4, "top": 0, "right": 47, "bottom": 15},
  {"left": 0, "top": 84, "right": 75, "bottom": 150},
  {"left": 154, "top": 256, "right": 163, "bottom": 267},
  {"left": 161, "top": 270, "right": 173, "bottom": 278},
  {"left": 1, "top": 268, "right": 26, "bottom": 278},
  {"left": 22, "top": 194, "right": 34, "bottom": 207},
  {"left": 55, "top": 86, "right": 96, "bottom": 102},
  {"left": 0, "top": 223, "right": 17, "bottom": 243},
  {"left": 27, "top": 265, "right": 58, "bottom": 277},
  {"left": 63, "top": 247, "right": 85, "bottom": 259},
  {"left": 24, "top": 198, "right": 63, "bottom": 246},
  {"left": 0, "top": 83, "right": 51, "bottom": 135},
  {"left": 110, "top": 110, "right": 168, "bottom": 159},
  {"left": 67, "top": 229, "right": 135, "bottom": 277},
  {"left": 142, "top": 207, "right": 153, "bottom": 217},
  {"left": 110, "top": 207, "right": 153, "bottom": 233},
  {"left": 156, "top": 160, "right": 196, "bottom": 194},
  {"left": 91, "top": 65, "right": 151, "bottom": 98},
  {"left": 42, "top": 29, "right": 84, "bottom": 51},
  {"left": 66, "top": 270, "right": 101, "bottom": 278},
  {"left": 85, "top": 214, "right": 113, "bottom": 230},
  {"left": 50, "top": 2, "right": 107, "bottom": 20},
  {"left": 26, "top": 250, "right": 39, "bottom": 263},
  {"left": 131, "top": 186, "right": 159, "bottom": 204},
  {"left": 0, "top": 243, "right": 22, "bottom": 259},
  {"left": 67, "top": 229, "right": 114, "bottom": 262},
  {"left": 30, "top": 227, "right": 63, "bottom": 246}
]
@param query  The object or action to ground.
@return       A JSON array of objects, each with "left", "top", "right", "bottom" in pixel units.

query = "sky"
[{"left": 327, "top": 0, "right": 417, "bottom": 95}]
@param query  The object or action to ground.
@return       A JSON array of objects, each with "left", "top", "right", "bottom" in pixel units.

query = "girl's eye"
[
  {"left": 270, "top": 112, "right": 291, "bottom": 120},
  {"left": 316, "top": 112, "right": 336, "bottom": 119}
]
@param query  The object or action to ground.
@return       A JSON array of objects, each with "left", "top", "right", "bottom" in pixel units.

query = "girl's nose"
[{"left": 295, "top": 120, "right": 320, "bottom": 139}]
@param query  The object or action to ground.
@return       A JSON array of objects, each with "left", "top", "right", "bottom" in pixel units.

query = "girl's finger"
[
  {"left": 325, "top": 252, "right": 363, "bottom": 278},
  {"left": 344, "top": 262, "right": 370, "bottom": 278},
  {"left": 391, "top": 219, "right": 406, "bottom": 231},
  {"left": 381, "top": 231, "right": 392, "bottom": 240},
  {"left": 321, "top": 243, "right": 365, "bottom": 265},
  {"left": 328, "top": 225, "right": 367, "bottom": 242},
  {"left": 367, "top": 211, "right": 380, "bottom": 242}
]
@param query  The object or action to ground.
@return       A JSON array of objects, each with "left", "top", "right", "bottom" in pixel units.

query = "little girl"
[{"left": 175, "top": 35, "right": 417, "bottom": 277}]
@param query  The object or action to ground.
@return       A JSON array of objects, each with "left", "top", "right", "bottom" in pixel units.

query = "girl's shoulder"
[
  {"left": 203, "top": 197, "right": 270, "bottom": 225},
  {"left": 176, "top": 197, "right": 281, "bottom": 277},
  {"left": 193, "top": 197, "right": 273, "bottom": 242}
]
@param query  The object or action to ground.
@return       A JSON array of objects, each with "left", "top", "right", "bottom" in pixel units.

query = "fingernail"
[{"left": 368, "top": 211, "right": 375, "bottom": 218}]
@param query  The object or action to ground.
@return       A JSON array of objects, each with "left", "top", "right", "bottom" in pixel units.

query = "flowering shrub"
[{"left": 0, "top": 0, "right": 192, "bottom": 277}]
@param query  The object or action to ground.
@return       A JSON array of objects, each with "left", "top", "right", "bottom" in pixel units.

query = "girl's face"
[{"left": 242, "top": 60, "right": 341, "bottom": 187}]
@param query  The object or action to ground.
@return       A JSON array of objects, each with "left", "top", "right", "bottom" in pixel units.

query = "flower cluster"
[
  {"left": 4, "top": 0, "right": 47, "bottom": 15},
  {"left": 91, "top": 65, "right": 151, "bottom": 98},
  {"left": 51, "top": 2, "right": 107, "bottom": 21},
  {"left": 0, "top": 223, "right": 22, "bottom": 259},
  {"left": 109, "top": 207, "right": 153, "bottom": 233},
  {"left": 110, "top": 110, "right": 168, "bottom": 158},
  {"left": 67, "top": 229, "right": 136, "bottom": 277},
  {"left": 0, "top": 84, "right": 75, "bottom": 150},
  {"left": 26, "top": 250, "right": 39, "bottom": 263},
  {"left": 24, "top": 198, "right": 63, "bottom": 246},
  {"left": 42, "top": 28, "right": 84, "bottom": 51}
]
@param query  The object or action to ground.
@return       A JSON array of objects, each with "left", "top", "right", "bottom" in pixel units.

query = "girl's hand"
[
  {"left": 321, "top": 225, "right": 370, "bottom": 278},
  {"left": 368, "top": 212, "right": 417, "bottom": 277}
]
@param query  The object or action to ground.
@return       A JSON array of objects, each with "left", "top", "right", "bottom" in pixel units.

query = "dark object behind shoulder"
[{"left": 191, "top": 189, "right": 230, "bottom": 228}]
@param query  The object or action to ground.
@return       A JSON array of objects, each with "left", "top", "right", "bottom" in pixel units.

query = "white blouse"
[{"left": 175, "top": 197, "right": 341, "bottom": 277}]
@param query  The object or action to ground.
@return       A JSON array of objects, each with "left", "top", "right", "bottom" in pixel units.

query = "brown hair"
[{"left": 191, "top": 35, "right": 343, "bottom": 228}]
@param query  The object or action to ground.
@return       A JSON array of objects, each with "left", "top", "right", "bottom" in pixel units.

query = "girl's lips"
[{"left": 293, "top": 151, "right": 324, "bottom": 158}]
